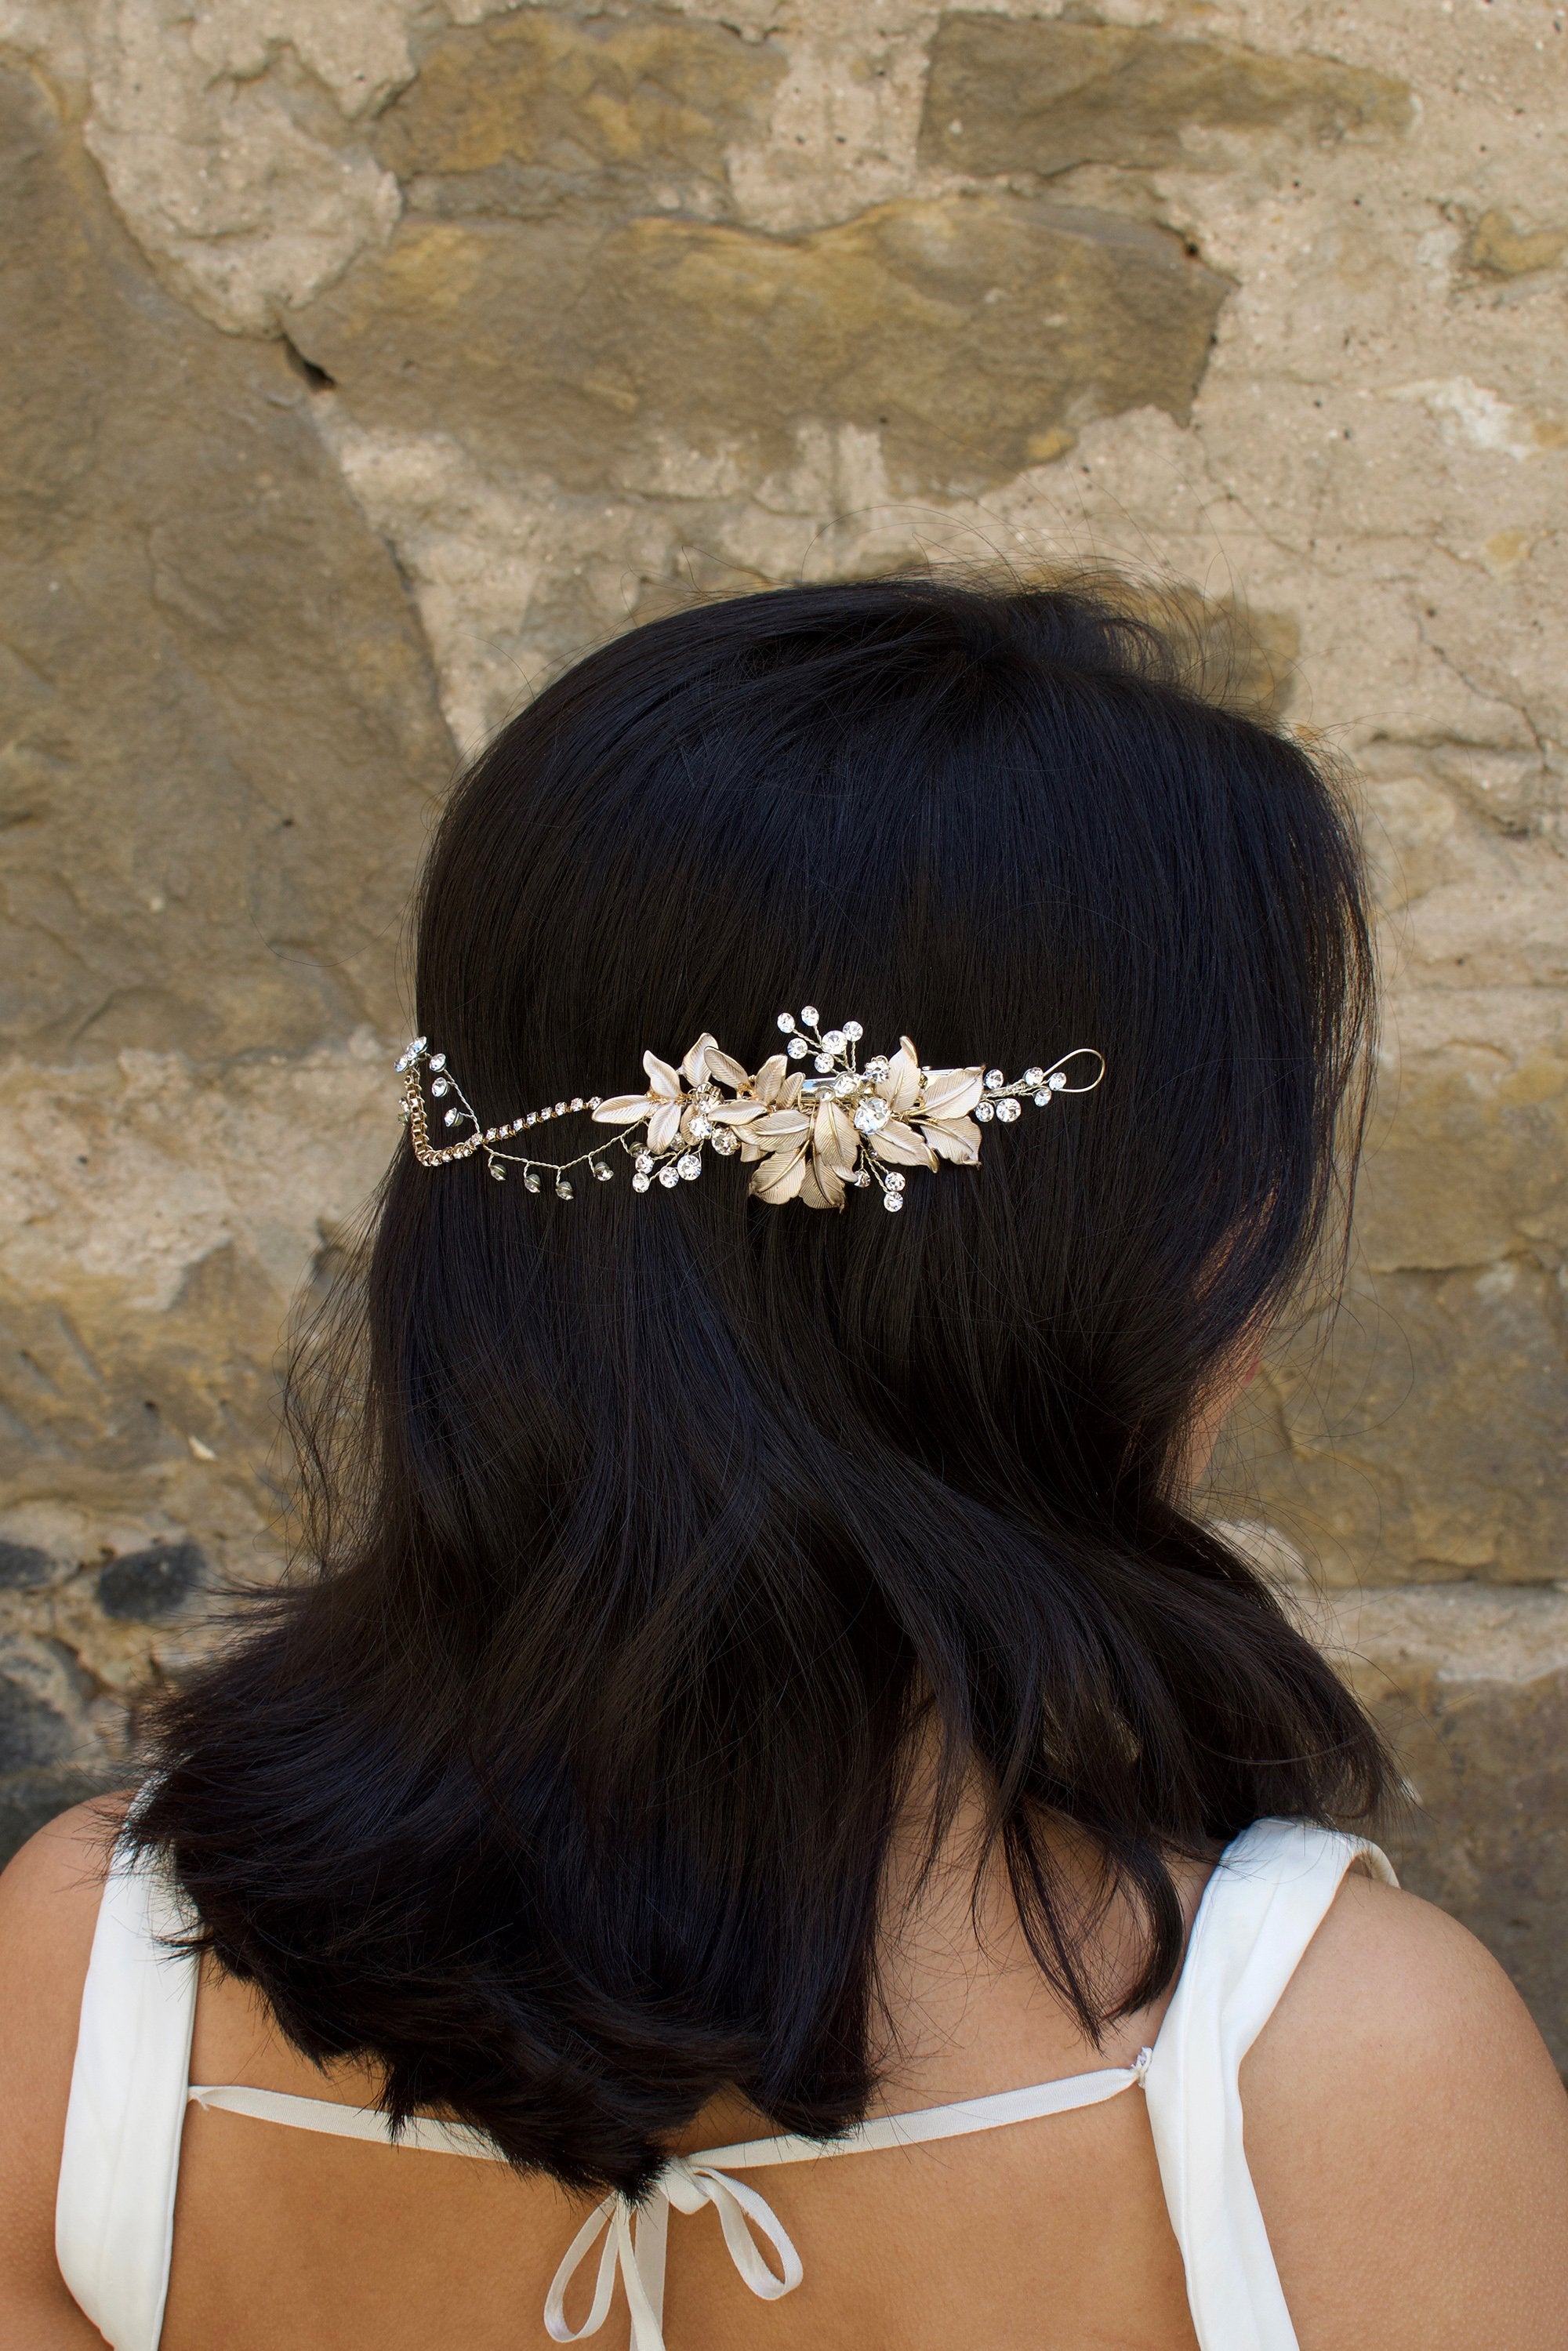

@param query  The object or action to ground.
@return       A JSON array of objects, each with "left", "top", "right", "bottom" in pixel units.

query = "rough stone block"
[
  {"left": 1247, "top": 1258, "right": 1568, "bottom": 1586},
  {"left": 376, "top": 12, "right": 785, "bottom": 219},
  {"left": 0, "top": 66, "right": 451, "bottom": 1062},
  {"left": 919, "top": 16, "right": 1412, "bottom": 180},
  {"left": 0, "top": 1634, "right": 94, "bottom": 1775},
  {"left": 0, "top": 1537, "right": 55, "bottom": 1589},
  {"left": 293, "top": 194, "right": 1229, "bottom": 502},
  {"left": 97, "top": 1540, "right": 204, "bottom": 1624},
  {"left": 1326, "top": 1583, "right": 1568, "bottom": 2072}
]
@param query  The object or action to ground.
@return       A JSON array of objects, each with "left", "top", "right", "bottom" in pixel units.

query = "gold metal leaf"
[
  {"left": 680, "top": 1033, "right": 718, "bottom": 1086},
  {"left": 704, "top": 1046, "right": 752, "bottom": 1090},
  {"left": 869, "top": 1117, "right": 936, "bottom": 1168},
  {"left": 920, "top": 1067, "right": 985, "bottom": 1119},
  {"left": 799, "top": 1158, "right": 844, "bottom": 1211},
  {"left": 924, "top": 1116, "right": 982, "bottom": 1164},
  {"left": 882, "top": 1039, "right": 922, "bottom": 1116},
  {"left": 647, "top": 1099, "right": 683, "bottom": 1153},
  {"left": 750, "top": 1147, "right": 808, "bottom": 1203},
  {"left": 752, "top": 1108, "right": 811, "bottom": 1141}
]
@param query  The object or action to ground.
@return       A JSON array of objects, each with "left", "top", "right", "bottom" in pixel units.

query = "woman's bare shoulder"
[
  {"left": 0, "top": 1794, "right": 125, "bottom": 2032},
  {"left": 1243, "top": 1863, "right": 1568, "bottom": 2351},
  {"left": 0, "top": 1798, "right": 132, "bottom": 2346}
]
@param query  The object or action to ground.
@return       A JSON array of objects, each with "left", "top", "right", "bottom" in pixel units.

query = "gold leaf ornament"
[{"left": 400, "top": 1015, "right": 1103, "bottom": 1211}]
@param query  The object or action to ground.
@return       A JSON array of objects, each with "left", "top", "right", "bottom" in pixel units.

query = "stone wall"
[{"left": 2, "top": 0, "right": 1565, "bottom": 2062}]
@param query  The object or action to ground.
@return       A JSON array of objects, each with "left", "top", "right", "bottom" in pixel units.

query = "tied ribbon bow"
[{"left": 545, "top": 2156, "right": 804, "bottom": 2351}]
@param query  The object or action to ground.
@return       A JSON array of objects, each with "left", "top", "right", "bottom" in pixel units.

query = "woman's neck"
[{"left": 671, "top": 1752, "right": 1211, "bottom": 2157}]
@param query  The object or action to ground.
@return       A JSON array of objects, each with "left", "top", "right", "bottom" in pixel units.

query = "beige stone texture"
[
  {"left": 0, "top": 66, "right": 450, "bottom": 1061},
  {"left": 3, "top": 0, "right": 1568, "bottom": 2056},
  {"left": 919, "top": 13, "right": 1413, "bottom": 177},
  {"left": 1327, "top": 1580, "right": 1568, "bottom": 2071}
]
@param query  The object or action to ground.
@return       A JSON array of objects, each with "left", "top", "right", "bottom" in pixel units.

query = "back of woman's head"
[{"left": 132, "top": 572, "right": 1388, "bottom": 2194}]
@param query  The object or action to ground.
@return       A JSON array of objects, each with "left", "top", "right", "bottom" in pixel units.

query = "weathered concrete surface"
[{"left": 2, "top": 0, "right": 1567, "bottom": 2057}]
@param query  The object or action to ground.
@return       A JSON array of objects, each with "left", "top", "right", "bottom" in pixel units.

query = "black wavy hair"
[{"left": 129, "top": 573, "right": 1388, "bottom": 2196}]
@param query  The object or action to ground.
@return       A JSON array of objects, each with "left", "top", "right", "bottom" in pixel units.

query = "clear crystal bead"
[
  {"left": 485, "top": 1127, "right": 497, "bottom": 1141},
  {"left": 398, "top": 1103, "right": 411, "bottom": 1123},
  {"left": 488, "top": 1163, "right": 505, "bottom": 1181},
  {"left": 677, "top": 1152, "right": 702, "bottom": 1180},
  {"left": 787, "top": 1036, "right": 808, "bottom": 1060},
  {"left": 822, "top": 1029, "right": 846, "bottom": 1054},
  {"left": 854, "top": 1096, "right": 891, "bottom": 1134},
  {"left": 690, "top": 1113, "right": 713, "bottom": 1139},
  {"left": 527, "top": 1112, "right": 538, "bottom": 1125},
  {"left": 592, "top": 1160, "right": 614, "bottom": 1181},
  {"left": 412, "top": 1036, "right": 426, "bottom": 1053},
  {"left": 865, "top": 1055, "right": 888, "bottom": 1079},
  {"left": 777, "top": 1012, "right": 795, "bottom": 1032},
  {"left": 883, "top": 1191, "right": 903, "bottom": 1213},
  {"left": 710, "top": 1130, "right": 739, "bottom": 1156},
  {"left": 885, "top": 1172, "right": 906, "bottom": 1192},
  {"left": 1033, "top": 1090, "right": 1049, "bottom": 1106},
  {"left": 444, "top": 1107, "right": 460, "bottom": 1126},
  {"left": 429, "top": 1053, "right": 446, "bottom": 1072},
  {"left": 1025, "top": 1066, "right": 1044, "bottom": 1086},
  {"left": 635, "top": 1152, "right": 655, "bottom": 1174},
  {"left": 1050, "top": 1071, "right": 1067, "bottom": 1090},
  {"left": 984, "top": 1068, "right": 1004, "bottom": 1091},
  {"left": 813, "top": 1052, "right": 832, "bottom": 1072},
  {"left": 800, "top": 1004, "right": 818, "bottom": 1026},
  {"left": 524, "top": 1170, "right": 542, "bottom": 1193},
  {"left": 395, "top": 1052, "right": 412, "bottom": 1072},
  {"left": 431, "top": 1077, "right": 448, "bottom": 1097},
  {"left": 996, "top": 1097, "right": 1022, "bottom": 1123},
  {"left": 844, "top": 1021, "right": 863, "bottom": 1041},
  {"left": 571, "top": 1097, "right": 583, "bottom": 1112},
  {"left": 632, "top": 1171, "right": 652, "bottom": 1192},
  {"left": 855, "top": 1170, "right": 871, "bottom": 1188},
  {"left": 556, "top": 1177, "right": 573, "bottom": 1199},
  {"left": 554, "top": 1101, "right": 566, "bottom": 1116},
  {"left": 833, "top": 1072, "right": 857, "bottom": 1097},
  {"left": 658, "top": 1165, "right": 681, "bottom": 1188},
  {"left": 975, "top": 1101, "right": 995, "bottom": 1123},
  {"left": 590, "top": 1096, "right": 601, "bottom": 1108}
]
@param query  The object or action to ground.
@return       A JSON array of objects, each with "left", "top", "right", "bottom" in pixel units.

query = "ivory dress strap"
[
  {"left": 56, "top": 1851, "right": 200, "bottom": 2351},
  {"left": 1143, "top": 1817, "right": 1397, "bottom": 2351}
]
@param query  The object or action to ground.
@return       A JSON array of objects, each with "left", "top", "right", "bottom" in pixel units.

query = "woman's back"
[{"left": 5, "top": 1797, "right": 1566, "bottom": 2349}]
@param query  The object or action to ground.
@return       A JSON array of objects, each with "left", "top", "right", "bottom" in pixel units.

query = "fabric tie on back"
[
  {"left": 194, "top": 2052, "right": 1154, "bottom": 2351},
  {"left": 543, "top": 2055, "right": 1152, "bottom": 2351},
  {"left": 544, "top": 2157, "right": 804, "bottom": 2351}
]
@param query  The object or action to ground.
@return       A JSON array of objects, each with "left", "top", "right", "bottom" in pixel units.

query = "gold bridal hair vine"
[{"left": 397, "top": 1010, "right": 1105, "bottom": 1214}]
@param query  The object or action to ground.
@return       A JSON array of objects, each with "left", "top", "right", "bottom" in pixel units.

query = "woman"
[{"left": 2, "top": 575, "right": 1564, "bottom": 2349}]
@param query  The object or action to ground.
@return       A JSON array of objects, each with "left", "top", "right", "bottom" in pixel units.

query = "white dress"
[{"left": 53, "top": 1815, "right": 1395, "bottom": 2351}]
